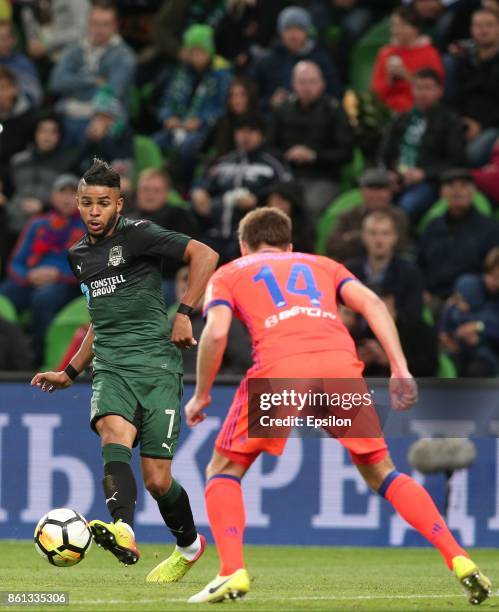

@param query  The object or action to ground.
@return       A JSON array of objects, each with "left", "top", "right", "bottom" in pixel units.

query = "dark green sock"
[
  {"left": 157, "top": 479, "right": 197, "bottom": 547},
  {"left": 101, "top": 444, "right": 137, "bottom": 528}
]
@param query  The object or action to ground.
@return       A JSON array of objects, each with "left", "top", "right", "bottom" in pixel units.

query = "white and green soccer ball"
[{"left": 34, "top": 508, "right": 92, "bottom": 567}]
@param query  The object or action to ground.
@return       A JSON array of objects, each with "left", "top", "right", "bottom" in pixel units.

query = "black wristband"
[
  {"left": 64, "top": 363, "right": 80, "bottom": 381},
  {"left": 177, "top": 302, "right": 194, "bottom": 317}
]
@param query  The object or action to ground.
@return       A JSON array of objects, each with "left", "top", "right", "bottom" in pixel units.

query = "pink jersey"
[{"left": 203, "top": 252, "right": 358, "bottom": 368}]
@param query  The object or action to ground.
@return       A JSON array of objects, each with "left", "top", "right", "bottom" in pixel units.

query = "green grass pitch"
[{"left": 0, "top": 541, "right": 497, "bottom": 611}]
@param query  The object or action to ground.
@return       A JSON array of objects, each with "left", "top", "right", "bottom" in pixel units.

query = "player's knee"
[
  {"left": 143, "top": 474, "right": 172, "bottom": 499},
  {"left": 206, "top": 457, "right": 245, "bottom": 480},
  {"left": 205, "top": 461, "right": 220, "bottom": 481},
  {"left": 99, "top": 430, "right": 129, "bottom": 447}
]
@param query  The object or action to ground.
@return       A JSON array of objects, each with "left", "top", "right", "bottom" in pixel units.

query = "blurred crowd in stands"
[{"left": 0, "top": 0, "right": 499, "bottom": 379}]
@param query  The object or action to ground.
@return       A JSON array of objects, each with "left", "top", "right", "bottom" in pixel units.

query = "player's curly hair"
[
  {"left": 80, "top": 157, "right": 120, "bottom": 190},
  {"left": 239, "top": 208, "right": 292, "bottom": 251}
]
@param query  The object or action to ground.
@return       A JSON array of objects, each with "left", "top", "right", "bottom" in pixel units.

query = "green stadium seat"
[
  {"left": 133, "top": 135, "right": 163, "bottom": 183},
  {"left": 437, "top": 352, "right": 458, "bottom": 378},
  {"left": 315, "top": 189, "right": 363, "bottom": 255},
  {"left": 43, "top": 297, "right": 90, "bottom": 370},
  {"left": 350, "top": 17, "right": 391, "bottom": 92},
  {"left": 0, "top": 295, "right": 17, "bottom": 323},
  {"left": 418, "top": 191, "right": 492, "bottom": 233},
  {"left": 168, "top": 189, "right": 189, "bottom": 210},
  {"left": 340, "top": 147, "right": 365, "bottom": 192},
  {"left": 422, "top": 305, "right": 435, "bottom": 327}
]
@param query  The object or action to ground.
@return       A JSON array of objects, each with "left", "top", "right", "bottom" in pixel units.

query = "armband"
[
  {"left": 177, "top": 303, "right": 194, "bottom": 317},
  {"left": 64, "top": 363, "right": 80, "bottom": 381}
]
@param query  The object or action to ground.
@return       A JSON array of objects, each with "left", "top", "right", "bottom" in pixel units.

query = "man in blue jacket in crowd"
[{"left": 0, "top": 174, "right": 85, "bottom": 365}]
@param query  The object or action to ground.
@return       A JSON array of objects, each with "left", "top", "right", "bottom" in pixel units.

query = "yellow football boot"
[
  {"left": 188, "top": 568, "right": 250, "bottom": 604},
  {"left": 89, "top": 519, "right": 140, "bottom": 565},
  {"left": 453, "top": 555, "right": 492, "bottom": 605}
]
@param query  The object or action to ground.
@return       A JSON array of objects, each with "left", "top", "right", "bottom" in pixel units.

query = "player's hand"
[
  {"left": 30, "top": 371, "right": 72, "bottom": 393},
  {"left": 389, "top": 373, "right": 418, "bottom": 411},
  {"left": 171, "top": 314, "right": 198, "bottom": 349},
  {"left": 185, "top": 394, "right": 211, "bottom": 427}
]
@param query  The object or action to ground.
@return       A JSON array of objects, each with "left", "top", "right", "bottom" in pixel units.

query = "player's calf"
[{"left": 144, "top": 472, "right": 205, "bottom": 582}]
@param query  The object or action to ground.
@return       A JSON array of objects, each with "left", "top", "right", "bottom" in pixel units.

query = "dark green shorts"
[{"left": 90, "top": 370, "right": 183, "bottom": 459}]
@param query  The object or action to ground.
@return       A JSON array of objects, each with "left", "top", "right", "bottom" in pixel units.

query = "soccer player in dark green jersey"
[{"left": 31, "top": 159, "right": 219, "bottom": 583}]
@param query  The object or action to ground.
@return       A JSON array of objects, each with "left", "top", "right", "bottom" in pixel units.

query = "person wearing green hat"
[{"left": 154, "top": 24, "right": 231, "bottom": 185}]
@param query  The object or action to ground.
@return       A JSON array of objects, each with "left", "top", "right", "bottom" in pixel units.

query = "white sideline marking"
[{"left": 72, "top": 592, "right": 468, "bottom": 605}]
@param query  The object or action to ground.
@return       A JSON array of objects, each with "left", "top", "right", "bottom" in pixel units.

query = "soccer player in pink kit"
[{"left": 185, "top": 208, "right": 491, "bottom": 605}]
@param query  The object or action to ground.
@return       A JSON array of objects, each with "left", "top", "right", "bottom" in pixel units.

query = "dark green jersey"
[{"left": 68, "top": 216, "right": 190, "bottom": 377}]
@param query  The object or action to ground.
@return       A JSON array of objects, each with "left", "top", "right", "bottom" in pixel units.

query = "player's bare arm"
[
  {"left": 30, "top": 324, "right": 95, "bottom": 392},
  {"left": 340, "top": 281, "right": 418, "bottom": 411},
  {"left": 171, "top": 239, "right": 219, "bottom": 349},
  {"left": 185, "top": 305, "right": 232, "bottom": 426}
]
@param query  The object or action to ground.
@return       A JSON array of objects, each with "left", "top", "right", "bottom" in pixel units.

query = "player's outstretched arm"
[
  {"left": 185, "top": 305, "right": 232, "bottom": 426},
  {"left": 30, "top": 324, "right": 95, "bottom": 393},
  {"left": 171, "top": 239, "right": 219, "bottom": 348},
  {"left": 340, "top": 282, "right": 417, "bottom": 411}
]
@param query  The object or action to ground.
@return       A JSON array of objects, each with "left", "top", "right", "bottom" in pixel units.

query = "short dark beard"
[{"left": 89, "top": 212, "right": 119, "bottom": 241}]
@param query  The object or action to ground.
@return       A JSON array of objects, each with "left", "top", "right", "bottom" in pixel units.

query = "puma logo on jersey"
[
  {"left": 162, "top": 442, "right": 173, "bottom": 453},
  {"left": 105, "top": 491, "right": 118, "bottom": 504},
  {"left": 76, "top": 263, "right": 83, "bottom": 273}
]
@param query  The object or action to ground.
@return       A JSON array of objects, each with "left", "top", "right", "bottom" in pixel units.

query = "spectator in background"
[
  {"left": 326, "top": 167, "right": 409, "bottom": 262},
  {"left": 201, "top": 76, "right": 259, "bottom": 160},
  {"left": 129, "top": 168, "right": 200, "bottom": 306},
  {"left": 344, "top": 209, "right": 437, "bottom": 376},
  {"left": 0, "top": 20, "right": 41, "bottom": 106},
  {"left": 173, "top": 266, "right": 252, "bottom": 376},
  {"left": 0, "top": 317, "right": 34, "bottom": 371},
  {"left": 371, "top": 5, "right": 444, "bottom": 113},
  {"left": 308, "top": 0, "right": 376, "bottom": 80},
  {"left": 154, "top": 24, "right": 231, "bottom": 184},
  {"left": 191, "top": 114, "right": 291, "bottom": 262},
  {"left": 0, "top": 181, "right": 12, "bottom": 279},
  {"left": 439, "top": 247, "right": 499, "bottom": 376},
  {"left": 347, "top": 209, "right": 424, "bottom": 317},
  {"left": 150, "top": 0, "right": 226, "bottom": 64},
  {"left": 0, "top": 66, "right": 37, "bottom": 192},
  {"left": 0, "top": 174, "right": 85, "bottom": 365},
  {"left": 49, "top": 0, "right": 136, "bottom": 148},
  {"left": 260, "top": 180, "right": 314, "bottom": 253},
  {"left": 22, "top": 0, "right": 90, "bottom": 64},
  {"left": 215, "top": 0, "right": 286, "bottom": 73},
  {"left": 418, "top": 168, "right": 499, "bottom": 300},
  {"left": 267, "top": 61, "right": 353, "bottom": 215},
  {"left": 406, "top": 0, "right": 454, "bottom": 50},
  {"left": 471, "top": 138, "right": 499, "bottom": 205},
  {"left": 453, "top": 8, "right": 499, "bottom": 166},
  {"left": 251, "top": 6, "right": 343, "bottom": 110},
  {"left": 7, "top": 112, "right": 76, "bottom": 234},
  {"left": 354, "top": 292, "right": 439, "bottom": 377},
  {"left": 379, "top": 68, "right": 466, "bottom": 221}
]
